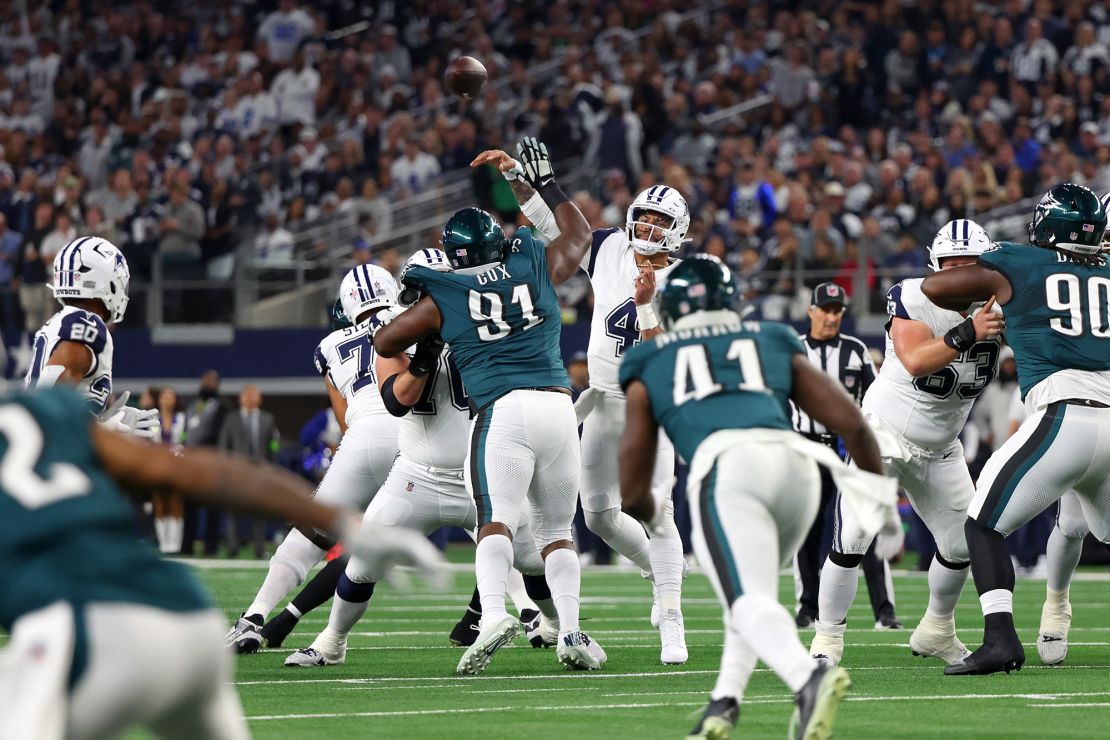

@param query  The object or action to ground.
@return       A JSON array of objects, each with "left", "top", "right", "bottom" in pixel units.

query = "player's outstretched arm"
[
  {"left": 618, "top": 379, "right": 660, "bottom": 523},
  {"left": 890, "top": 297, "right": 1004, "bottom": 377},
  {"left": 516, "top": 137, "right": 590, "bottom": 285},
  {"left": 471, "top": 149, "right": 562, "bottom": 241},
  {"left": 922, "top": 263, "right": 1010, "bottom": 310},
  {"left": 374, "top": 296, "right": 442, "bottom": 358},
  {"left": 790, "top": 355, "right": 883, "bottom": 476},
  {"left": 91, "top": 423, "right": 447, "bottom": 580}
]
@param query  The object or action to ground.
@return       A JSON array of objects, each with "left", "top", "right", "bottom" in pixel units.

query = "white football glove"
[
  {"left": 118, "top": 406, "right": 161, "bottom": 441},
  {"left": 516, "top": 137, "right": 555, "bottom": 189},
  {"left": 873, "top": 506, "right": 905, "bottom": 561},
  {"left": 339, "top": 516, "right": 448, "bottom": 591},
  {"left": 367, "top": 305, "right": 405, "bottom": 337},
  {"left": 97, "top": 390, "right": 131, "bottom": 423}
]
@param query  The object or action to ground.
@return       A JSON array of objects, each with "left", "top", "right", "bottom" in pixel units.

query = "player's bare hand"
[
  {"left": 470, "top": 149, "right": 516, "bottom": 172},
  {"left": 972, "top": 295, "right": 1005, "bottom": 340},
  {"left": 633, "top": 263, "right": 656, "bottom": 306}
]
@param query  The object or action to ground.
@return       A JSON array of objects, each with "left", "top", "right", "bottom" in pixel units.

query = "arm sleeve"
[{"left": 520, "top": 192, "right": 561, "bottom": 241}]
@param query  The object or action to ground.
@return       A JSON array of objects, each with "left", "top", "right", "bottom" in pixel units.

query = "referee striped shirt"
[{"left": 792, "top": 332, "right": 877, "bottom": 437}]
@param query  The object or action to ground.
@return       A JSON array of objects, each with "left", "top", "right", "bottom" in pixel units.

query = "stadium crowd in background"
[{"left": 0, "top": 0, "right": 1106, "bottom": 330}]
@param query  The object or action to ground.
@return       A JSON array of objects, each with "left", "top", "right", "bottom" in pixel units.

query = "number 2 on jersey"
[
  {"left": 0, "top": 405, "right": 90, "bottom": 509},
  {"left": 1047, "top": 273, "right": 1110, "bottom": 338},
  {"left": 673, "top": 339, "right": 766, "bottom": 406}
]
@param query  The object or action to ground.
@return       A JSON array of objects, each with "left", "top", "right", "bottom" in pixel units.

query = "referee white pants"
[
  {"left": 970, "top": 401, "right": 1110, "bottom": 541},
  {"left": 465, "top": 389, "right": 580, "bottom": 548},
  {"left": 580, "top": 391, "right": 676, "bottom": 519},
  {"left": 0, "top": 601, "right": 246, "bottom": 740}
]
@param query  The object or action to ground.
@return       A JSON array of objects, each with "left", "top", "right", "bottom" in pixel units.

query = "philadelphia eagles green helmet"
[
  {"left": 660, "top": 254, "right": 738, "bottom": 325},
  {"left": 1028, "top": 182, "right": 1108, "bottom": 256},
  {"left": 441, "top": 207, "right": 509, "bottom": 274}
]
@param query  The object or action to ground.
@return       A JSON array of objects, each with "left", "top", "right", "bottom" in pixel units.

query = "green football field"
[{"left": 193, "top": 555, "right": 1110, "bottom": 739}]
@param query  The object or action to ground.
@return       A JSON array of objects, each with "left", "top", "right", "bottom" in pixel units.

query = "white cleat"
[
  {"left": 225, "top": 613, "right": 264, "bottom": 654},
  {"left": 456, "top": 615, "right": 519, "bottom": 676},
  {"left": 809, "top": 621, "right": 845, "bottom": 666},
  {"left": 1037, "top": 590, "right": 1072, "bottom": 666},
  {"left": 659, "top": 609, "right": 688, "bottom": 665},
  {"left": 909, "top": 614, "right": 971, "bottom": 665},
  {"left": 557, "top": 630, "right": 604, "bottom": 670},
  {"left": 284, "top": 646, "right": 345, "bottom": 667},
  {"left": 526, "top": 613, "right": 559, "bottom": 649}
]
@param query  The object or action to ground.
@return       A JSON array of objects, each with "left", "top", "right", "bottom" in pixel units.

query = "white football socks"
[
  {"left": 924, "top": 557, "right": 969, "bottom": 621},
  {"left": 711, "top": 618, "right": 759, "bottom": 702},
  {"left": 1046, "top": 526, "right": 1084, "bottom": 592},
  {"left": 246, "top": 529, "right": 325, "bottom": 618},
  {"left": 585, "top": 507, "right": 653, "bottom": 572},
  {"left": 732, "top": 593, "right": 814, "bottom": 693},
  {"left": 475, "top": 534, "right": 514, "bottom": 621},
  {"left": 648, "top": 508, "right": 685, "bottom": 612},
  {"left": 817, "top": 559, "right": 859, "bottom": 625},
  {"left": 326, "top": 593, "right": 369, "bottom": 637},
  {"left": 543, "top": 547, "right": 582, "bottom": 634}
]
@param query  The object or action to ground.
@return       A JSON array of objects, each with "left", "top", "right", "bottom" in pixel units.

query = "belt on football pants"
[{"left": 472, "top": 386, "right": 574, "bottom": 416}]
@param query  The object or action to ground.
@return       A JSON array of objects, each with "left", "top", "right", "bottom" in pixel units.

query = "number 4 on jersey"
[{"left": 605, "top": 299, "right": 640, "bottom": 357}]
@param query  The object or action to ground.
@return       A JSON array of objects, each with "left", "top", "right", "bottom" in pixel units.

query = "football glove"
[
  {"left": 367, "top": 305, "right": 404, "bottom": 338},
  {"left": 408, "top": 335, "right": 445, "bottom": 378},
  {"left": 99, "top": 392, "right": 161, "bottom": 441},
  {"left": 517, "top": 137, "right": 555, "bottom": 189},
  {"left": 338, "top": 515, "right": 448, "bottom": 590}
]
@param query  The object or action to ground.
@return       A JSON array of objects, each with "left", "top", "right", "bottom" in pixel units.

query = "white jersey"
[
  {"left": 314, "top": 320, "right": 387, "bottom": 427},
  {"left": 863, "top": 278, "right": 1001, "bottom": 451},
  {"left": 583, "top": 228, "right": 681, "bottom": 395},
  {"left": 24, "top": 306, "right": 114, "bottom": 414},
  {"left": 398, "top": 350, "right": 470, "bottom": 470}
]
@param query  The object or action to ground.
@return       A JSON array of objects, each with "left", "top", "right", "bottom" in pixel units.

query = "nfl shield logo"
[
  {"left": 406, "top": 481, "right": 414, "bottom": 492},
  {"left": 828, "top": 285, "right": 840, "bottom": 297},
  {"left": 1070, "top": 232, "right": 1079, "bottom": 240},
  {"left": 845, "top": 375, "right": 856, "bottom": 390}
]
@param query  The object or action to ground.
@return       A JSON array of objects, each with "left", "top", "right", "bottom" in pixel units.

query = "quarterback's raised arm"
[
  {"left": 514, "top": 137, "right": 590, "bottom": 285},
  {"left": 922, "top": 263, "right": 1011, "bottom": 310},
  {"left": 374, "top": 297, "right": 442, "bottom": 358}
]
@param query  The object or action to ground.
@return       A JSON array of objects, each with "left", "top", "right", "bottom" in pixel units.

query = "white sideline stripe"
[
  {"left": 1029, "top": 703, "right": 1110, "bottom": 708},
  {"left": 245, "top": 693, "right": 1110, "bottom": 721}
]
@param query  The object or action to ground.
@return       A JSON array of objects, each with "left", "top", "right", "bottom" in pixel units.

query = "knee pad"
[
  {"left": 828, "top": 550, "right": 864, "bottom": 569},
  {"left": 936, "top": 520, "right": 970, "bottom": 564},
  {"left": 583, "top": 507, "right": 623, "bottom": 540},
  {"left": 270, "top": 529, "right": 327, "bottom": 584}
]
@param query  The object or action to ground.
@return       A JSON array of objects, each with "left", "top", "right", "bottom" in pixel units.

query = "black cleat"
[
  {"left": 789, "top": 663, "right": 851, "bottom": 740},
  {"left": 687, "top": 696, "right": 739, "bottom": 739},
  {"left": 795, "top": 609, "right": 817, "bottom": 629},
  {"left": 450, "top": 609, "right": 481, "bottom": 647},
  {"left": 944, "top": 637, "right": 1026, "bottom": 675},
  {"left": 259, "top": 609, "right": 300, "bottom": 649},
  {"left": 225, "top": 612, "right": 264, "bottom": 654}
]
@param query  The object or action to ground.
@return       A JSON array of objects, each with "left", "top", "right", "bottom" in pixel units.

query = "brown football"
[{"left": 444, "top": 56, "right": 488, "bottom": 99}]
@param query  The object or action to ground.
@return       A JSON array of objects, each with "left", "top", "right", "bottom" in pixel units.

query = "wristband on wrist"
[
  {"left": 943, "top": 317, "right": 976, "bottom": 352},
  {"left": 536, "top": 180, "right": 569, "bottom": 211},
  {"left": 636, "top": 303, "right": 660, "bottom": 331},
  {"left": 502, "top": 159, "right": 525, "bottom": 181}
]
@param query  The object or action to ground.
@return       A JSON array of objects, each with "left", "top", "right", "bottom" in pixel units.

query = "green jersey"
[
  {"left": 0, "top": 388, "right": 211, "bottom": 634},
  {"left": 408, "top": 226, "right": 569, "bottom": 409},
  {"left": 619, "top": 317, "right": 803, "bottom": 463},
  {"left": 979, "top": 242, "right": 1110, "bottom": 399}
]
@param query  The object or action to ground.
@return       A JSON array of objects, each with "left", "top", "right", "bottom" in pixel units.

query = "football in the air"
[{"left": 444, "top": 56, "right": 488, "bottom": 99}]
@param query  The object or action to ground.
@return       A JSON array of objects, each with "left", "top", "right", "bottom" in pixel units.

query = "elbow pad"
[{"left": 380, "top": 374, "right": 414, "bottom": 417}]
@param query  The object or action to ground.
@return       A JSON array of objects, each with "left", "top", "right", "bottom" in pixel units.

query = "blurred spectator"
[
  {"left": 390, "top": 136, "right": 441, "bottom": 195},
  {"left": 271, "top": 50, "right": 319, "bottom": 129},
  {"left": 152, "top": 386, "right": 187, "bottom": 554},
  {"left": 159, "top": 183, "right": 206, "bottom": 271},
  {"left": 183, "top": 370, "right": 229, "bottom": 556},
  {"left": 219, "top": 384, "right": 279, "bottom": 558},
  {"left": 257, "top": 1, "right": 315, "bottom": 63},
  {"left": 255, "top": 210, "right": 295, "bottom": 264},
  {"left": 0, "top": 212, "right": 22, "bottom": 328},
  {"left": 19, "top": 200, "right": 54, "bottom": 331}
]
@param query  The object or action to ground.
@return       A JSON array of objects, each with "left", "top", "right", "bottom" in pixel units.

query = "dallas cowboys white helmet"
[
  {"left": 626, "top": 185, "right": 690, "bottom": 255},
  {"left": 338, "top": 264, "right": 398, "bottom": 324},
  {"left": 51, "top": 236, "right": 130, "bottom": 323},
  {"left": 928, "top": 219, "right": 992, "bottom": 270},
  {"left": 398, "top": 248, "right": 451, "bottom": 306}
]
